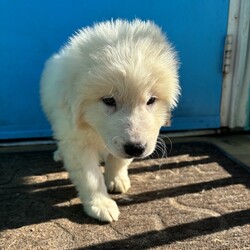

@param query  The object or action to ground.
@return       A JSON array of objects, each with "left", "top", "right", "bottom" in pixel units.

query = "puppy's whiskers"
[
  {"left": 149, "top": 137, "right": 169, "bottom": 176},
  {"left": 111, "top": 136, "right": 120, "bottom": 144},
  {"left": 104, "top": 136, "right": 119, "bottom": 151},
  {"left": 161, "top": 135, "right": 173, "bottom": 156},
  {"left": 156, "top": 137, "right": 167, "bottom": 159}
]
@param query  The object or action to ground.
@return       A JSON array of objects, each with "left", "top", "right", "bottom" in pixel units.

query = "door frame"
[{"left": 221, "top": 0, "right": 250, "bottom": 129}]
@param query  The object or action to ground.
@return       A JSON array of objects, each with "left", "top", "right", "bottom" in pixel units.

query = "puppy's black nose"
[{"left": 124, "top": 143, "right": 145, "bottom": 157}]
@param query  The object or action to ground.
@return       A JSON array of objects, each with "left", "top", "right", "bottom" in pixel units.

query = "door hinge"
[{"left": 222, "top": 35, "right": 233, "bottom": 74}]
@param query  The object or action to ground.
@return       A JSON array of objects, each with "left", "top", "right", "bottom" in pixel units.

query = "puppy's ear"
[
  {"left": 165, "top": 118, "right": 171, "bottom": 126},
  {"left": 75, "top": 112, "right": 88, "bottom": 130},
  {"left": 73, "top": 101, "right": 89, "bottom": 130},
  {"left": 165, "top": 109, "right": 172, "bottom": 126}
]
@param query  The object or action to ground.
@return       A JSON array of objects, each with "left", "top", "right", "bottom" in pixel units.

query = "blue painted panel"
[{"left": 0, "top": 0, "right": 229, "bottom": 139}]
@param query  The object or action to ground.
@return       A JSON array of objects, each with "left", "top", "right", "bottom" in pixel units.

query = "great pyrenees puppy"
[{"left": 40, "top": 19, "right": 180, "bottom": 222}]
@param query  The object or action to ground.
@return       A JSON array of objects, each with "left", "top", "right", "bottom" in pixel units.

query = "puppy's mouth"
[
  {"left": 120, "top": 142, "right": 146, "bottom": 158},
  {"left": 107, "top": 137, "right": 153, "bottom": 159},
  {"left": 111, "top": 142, "right": 152, "bottom": 159}
]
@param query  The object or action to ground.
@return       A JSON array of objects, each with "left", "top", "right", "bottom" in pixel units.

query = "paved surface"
[
  {"left": 169, "top": 134, "right": 250, "bottom": 169},
  {"left": 0, "top": 140, "right": 250, "bottom": 249}
]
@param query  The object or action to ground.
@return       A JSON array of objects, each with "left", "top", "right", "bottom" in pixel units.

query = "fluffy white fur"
[{"left": 40, "top": 19, "right": 180, "bottom": 222}]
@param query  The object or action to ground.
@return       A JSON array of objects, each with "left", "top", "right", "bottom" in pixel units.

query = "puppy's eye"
[
  {"left": 147, "top": 97, "right": 157, "bottom": 105},
  {"left": 102, "top": 97, "right": 116, "bottom": 107}
]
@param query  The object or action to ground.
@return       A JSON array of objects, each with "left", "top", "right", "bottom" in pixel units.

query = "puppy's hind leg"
[
  {"left": 60, "top": 141, "right": 120, "bottom": 222},
  {"left": 105, "top": 155, "right": 133, "bottom": 194}
]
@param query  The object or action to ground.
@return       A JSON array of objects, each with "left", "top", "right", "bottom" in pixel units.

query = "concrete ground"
[
  {"left": 0, "top": 134, "right": 250, "bottom": 249},
  {"left": 169, "top": 133, "right": 250, "bottom": 170}
]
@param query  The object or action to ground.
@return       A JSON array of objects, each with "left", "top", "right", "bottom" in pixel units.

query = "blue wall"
[{"left": 0, "top": 0, "right": 229, "bottom": 139}]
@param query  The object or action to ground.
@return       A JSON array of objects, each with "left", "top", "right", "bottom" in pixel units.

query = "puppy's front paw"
[
  {"left": 105, "top": 173, "right": 131, "bottom": 194},
  {"left": 84, "top": 195, "right": 120, "bottom": 222}
]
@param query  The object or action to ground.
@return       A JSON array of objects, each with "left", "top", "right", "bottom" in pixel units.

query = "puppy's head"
[{"left": 74, "top": 20, "right": 180, "bottom": 159}]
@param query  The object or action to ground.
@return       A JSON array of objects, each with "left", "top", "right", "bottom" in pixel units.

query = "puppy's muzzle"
[{"left": 124, "top": 142, "right": 146, "bottom": 158}]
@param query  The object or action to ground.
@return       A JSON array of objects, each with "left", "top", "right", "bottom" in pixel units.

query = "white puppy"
[{"left": 40, "top": 19, "right": 180, "bottom": 222}]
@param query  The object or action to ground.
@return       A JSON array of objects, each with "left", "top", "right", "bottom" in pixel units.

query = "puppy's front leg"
[
  {"left": 105, "top": 154, "right": 133, "bottom": 193},
  {"left": 60, "top": 142, "right": 119, "bottom": 222}
]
